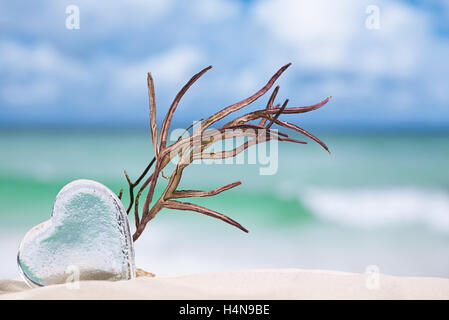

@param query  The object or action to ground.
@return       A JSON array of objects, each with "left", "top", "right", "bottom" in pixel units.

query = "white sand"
[{"left": 1, "top": 269, "right": 448, "bottom": 300}]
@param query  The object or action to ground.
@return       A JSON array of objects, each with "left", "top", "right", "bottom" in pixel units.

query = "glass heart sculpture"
[{"left": 17, "top": 179, "right": 135, "bottom": 286}]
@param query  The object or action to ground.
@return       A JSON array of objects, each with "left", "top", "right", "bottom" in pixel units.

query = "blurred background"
[{"left": 1, "top": 0, "right": 448, "bottom": 279}]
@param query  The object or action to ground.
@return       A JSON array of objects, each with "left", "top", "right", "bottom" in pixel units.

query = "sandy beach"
[{"left": 1, "top": 269, "right": 448, "bottom": 300}]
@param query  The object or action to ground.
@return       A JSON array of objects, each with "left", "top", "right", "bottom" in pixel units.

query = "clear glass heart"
[{"left": 17, "top": 179, "right": 135, "bottom": 286}]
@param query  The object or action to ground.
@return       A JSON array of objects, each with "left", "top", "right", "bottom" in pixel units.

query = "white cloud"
[
  {"left": 249, "top": 0, "right": 449, "bottom": 113},
  {"left": 252, "top": 0, "right": 361, "bottom": 70},
  {"left": 77, "top": 0, "right": 174, "bottom": 32},
  {"left": 115, "top": 46, "right": 205, "bottom": 95},
  {"left": 1, "top": 81, "right": 59, "bottom": 106},
  {"left": 0, "top": 41, "right": 84, "bottom": 79},
  {"left": 1, "top": 0, "right": 448, "bottom": 122},
  {"left": 191, "top": 0, "right": 240, "bottom": 22},
  {"left": 0, "top": 41, "right": 87, "bottom": 107},
  {"left": 251, "top": 0, "right": 442, "bottom": 77}
]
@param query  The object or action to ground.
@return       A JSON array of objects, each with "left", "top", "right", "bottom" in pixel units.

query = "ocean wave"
[{"left": 301, "top": 187, "right": 449, "bottom": 233}]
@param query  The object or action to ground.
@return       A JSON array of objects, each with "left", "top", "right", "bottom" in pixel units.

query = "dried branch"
[
  {"left": 177, "top": 118, "right": 203, "bottom": 142},
  {"left": 226, "top": 123, "right": 289, "bottom": 137},
  {"left": 123, "top": 158, "right": 156, "bottom": 214},
  {"left": 122, "top": 63, "right": 331, "bottom": 241},
  {"left": 147, "top": 73, "right": 159, "bottom": 157},
  {"left": 274, "top": 119, "right": 330, "bottom": 153},
  {"left": 170, "top": 181, "right": 242, "bottom": 199},
  {"left": 196, "top": 63, "right": 292, "bottom": 134},
  {"left": 259, "top": 85, "right": 279, "bottom": 126},
  {"left": 163, "top": 200, "right": 248, "bottom": 233},
  {"left": 159, "top": 66, "right": 212, "bottom": 150},
  {"left": 133, "top": 172, "right": 153, "bottom": 228},
  {"left": 267, "top": 98, "right": 288, "bottom": 129},
  {"left": 223, "top": 96, "right": 331, "bottom": 128}
]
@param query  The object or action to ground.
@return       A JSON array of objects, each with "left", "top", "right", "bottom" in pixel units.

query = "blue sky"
[{"left": 0, "top": 0, "right": 448, "bottom": 130}]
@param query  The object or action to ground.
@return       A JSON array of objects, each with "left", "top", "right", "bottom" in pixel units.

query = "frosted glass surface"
[{"left": 17, "top": 179, "right": 135, "bottom": 286}]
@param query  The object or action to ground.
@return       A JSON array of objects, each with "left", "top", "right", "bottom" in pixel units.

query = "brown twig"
[
  {"left": 123, "top": 158, "right": 156, "bottom": 214},
  {"left": 177, "top": 118, "right": 203, "bottom": 141},
  {"left": 163, "top": 200, "right": 248, "bottom": 233},
  {"left": 274, "top": 119, "right": 330, "bottom": 153},
  {"left": 259, "top": 85, "right": 279, "bottom": 126},
  {"left": 170, "top": 181, "right": 242, "bottom": 199},
  {"left": 122, "top": 63, "right": 331, "bottom": 242},
  {"left": 159, "top": 66, "right": 212, "bottom": 149},
  {"left": 196, "top": 63, "right": 292, "bottom": 135},
  {"left": 267, "top": 98, "right": 288, "bottom": 129}
]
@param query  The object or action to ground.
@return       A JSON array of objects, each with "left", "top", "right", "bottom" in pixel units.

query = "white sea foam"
[{"left": 301, "top": 187, "right": 449, "bottom": 233}]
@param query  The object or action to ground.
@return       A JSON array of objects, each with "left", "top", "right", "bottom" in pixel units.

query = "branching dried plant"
[{"left": 122, "top": 63, "right": 331, "bottom": 242}]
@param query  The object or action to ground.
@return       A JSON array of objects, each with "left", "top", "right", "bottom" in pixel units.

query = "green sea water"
[
  {"left": 1, "top": 130, "right": 448, "bottom": 278},
  {"left": 1, "top": 130, "right": 448, "bottom": 224}
]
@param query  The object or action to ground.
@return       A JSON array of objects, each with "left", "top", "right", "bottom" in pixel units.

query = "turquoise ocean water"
[{"left": 1, "top": 130, "right": 448, "bottom": 278}]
